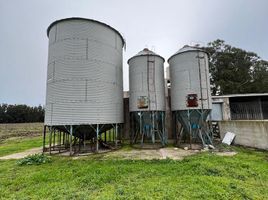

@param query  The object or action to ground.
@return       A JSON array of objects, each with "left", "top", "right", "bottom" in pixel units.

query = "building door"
[{"left": 211, "top": 103, "right": 223, "bottom": 121}]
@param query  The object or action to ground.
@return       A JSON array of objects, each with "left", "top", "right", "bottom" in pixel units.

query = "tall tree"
[{"left": 203, "top": 39, "right": 268, "bottom": 95}]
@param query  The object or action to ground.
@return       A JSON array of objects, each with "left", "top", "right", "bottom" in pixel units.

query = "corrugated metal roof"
[
  {"left": 212, "top": 93, "right": 268, "bottom": 98},
  {"left": 127, "top": 48, "right": 164, "bottom": 63}
]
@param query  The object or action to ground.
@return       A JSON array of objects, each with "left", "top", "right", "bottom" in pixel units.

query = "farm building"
[{"left": 210, "top": 93, "right": 268, "bottom": 150}]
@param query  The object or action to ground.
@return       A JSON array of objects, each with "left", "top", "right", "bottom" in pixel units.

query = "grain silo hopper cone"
[{"left": 176, "top": 109, "right": 213, "bottom": 148}]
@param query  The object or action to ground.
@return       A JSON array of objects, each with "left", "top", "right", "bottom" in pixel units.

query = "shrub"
[{"left": 17, "top": 154, "right": 51, "bottom": 166}]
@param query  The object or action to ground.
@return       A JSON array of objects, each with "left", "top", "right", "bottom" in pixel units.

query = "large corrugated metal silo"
[
  {"left": 44, "top": 18, "right": 125, "bottom": 154},
  {"left": 128, "top": 48, "right": 167, "bottom": 147},
  {"left": 168, "top": 45, "right": 213, "bottom": 148}
]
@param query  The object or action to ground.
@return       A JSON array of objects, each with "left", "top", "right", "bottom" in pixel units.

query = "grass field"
[
  {"left": 0, "top": 123, "right": 267, "bottom": 199},
  {"left": 0, "top": 136, "right": 43, "bottom": 157},
  {"left": 0, "top": 123, "right": 43, "bottom": 140},
  {"left": 0, "top": 123, "right": 43, "bottom": 157}
]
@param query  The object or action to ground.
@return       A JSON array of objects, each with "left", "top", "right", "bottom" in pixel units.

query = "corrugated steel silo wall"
[
  {"left": 129, "top": 56, "right": 165, "bottom": 112},
  {"left": 45, "top": 19, "right": 124, "bottom": 125},
  {"left": 169, "top": 51, "right": 212, "bottom": 111}
]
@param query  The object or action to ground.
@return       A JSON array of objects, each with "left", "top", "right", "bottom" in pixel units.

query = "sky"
[{"left": 0, "top": 0, "right": 268, "bottom": 106}]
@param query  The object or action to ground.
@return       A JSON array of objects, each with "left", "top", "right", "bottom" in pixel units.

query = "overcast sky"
[{"left": 0, "top": 0, "right": 267, "bottom": 106}]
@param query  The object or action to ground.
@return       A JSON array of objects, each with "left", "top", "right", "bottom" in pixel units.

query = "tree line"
[
  {"left": 0, "top": 104, "right": 44, "bottom": 123},
  {"left": 203, "top": 39, "right": 268, "bottom": 95}
]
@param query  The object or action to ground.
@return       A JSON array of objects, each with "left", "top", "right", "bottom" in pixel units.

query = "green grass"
[
  {"left": 0, "top": 123, "right": 267, "bottom": 199},
  {"left": 0, "top": 136, "right": 43, "bottom": 157},
  {"left": 0, "top": 147, "right": 267, "bottom": 199},
  {"left": 0, "top": 122, "right": 43, "bottom": 157}
]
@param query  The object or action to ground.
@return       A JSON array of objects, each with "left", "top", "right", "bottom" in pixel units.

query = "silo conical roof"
[
  {"left": 168, "top": 45, "right": 207, "bottom": 62},
  {"left": 128, "top": 48, "right": 165, "bottom": 63}
]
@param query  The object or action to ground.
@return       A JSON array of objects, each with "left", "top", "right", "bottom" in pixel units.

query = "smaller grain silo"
[
  {"left": 128, "top": 48, "right": 167, "bottom": 147},
  {"left": 168, "top": 45, "right": 213, "bottom": 148}
]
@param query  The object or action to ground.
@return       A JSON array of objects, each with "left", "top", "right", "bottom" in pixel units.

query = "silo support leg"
[
  {"left": 157, "top": 131, "right": 164, "bottom": 146},
  {"left": 188, "top": 110, "right": 192, "bottom": 149},
  {"left": 140, "top": 111, "right": 143, "bottom": 146},
  {"left": 96, "top": 124, "right": 99, "bottom": 152},
  {"left": 42, "top": 125, "right": 46, "bottom": 153},
  {"left": 53, "top": 129, "right": 56, "bottom": 150},
  {"left": 70, "top": 125, "right": 73, "bottom": 156},
  {"left": 113, "top": 127, "right": 115, "bottom": 142},
  {"left": 174, "top": 112, "right": 178, "bottom": 145},
  {"left": 152, "top": 112, "right": 155, "bottom": 144},
  {"left": 49, "top": 127, "right": 52, "bottom": 155},
  {"left": 59, "top": 131, "right": 61, "bottom": 153},
  {"left": 141, "top": 132, "right": 144, "bottom": 147},
  {"left": 204, "top": 130, "right": 213, "bottom": 145},
  {"left": 83, "top": 132, "right": 86, "bottom": 150},
  {"left": 152, "top": 132, "right": 155, "bottom": 144},
  {"left": 162, "top": 112, "right": 165, "bottom": 144},
  {"left": 198, "top": 129, "right": 205, "bottom": 147},
  {"left": 177, "top": 127, "right": 184, "bottom": 146},
  {"left": 105, "top": 131, "right": 107, "bottom": 143},
  {"left": 115, "top": 124, "right": 118, "bottom": 148},
  {"left": 62, "top": 132, "right": 65, "bottom": 146}
]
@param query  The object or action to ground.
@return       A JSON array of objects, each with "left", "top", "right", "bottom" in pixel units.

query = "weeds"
[{"left": 17, "top": 153, "right": 51, "bottom": 166}]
